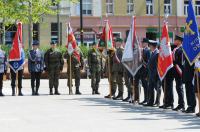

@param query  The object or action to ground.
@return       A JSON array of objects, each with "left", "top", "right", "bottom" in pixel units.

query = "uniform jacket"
[
  {"left": 111, "top": 47, "right": 124, "bottom": 73},
  {"left": 0, "top": 49, "right": 7, "bottom": 74},
  {"left": 148, "top": 48, "right": 159, "bottom": 82},
  {"left": 88, "top": 48, "right": 101, "bottom": 72},
  {"left": 44, "top": 48, "right": 64, "bottom": 71},
  {"left": 28, "top": 49, "right": 44, "bottom": 73}
]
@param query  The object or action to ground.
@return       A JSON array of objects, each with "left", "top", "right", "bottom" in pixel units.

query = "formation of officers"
[{"left": 0, "top": 34, "right": 200, "bottom": 116}]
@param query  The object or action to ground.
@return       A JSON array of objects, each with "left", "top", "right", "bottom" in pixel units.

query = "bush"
[{"left": 79, "top": 45, "right": 89, "bottom": 58}]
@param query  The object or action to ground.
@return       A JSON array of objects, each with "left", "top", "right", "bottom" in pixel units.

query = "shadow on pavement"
[{"left": 59, "top": 97, "right": 200, "bottom": 130}]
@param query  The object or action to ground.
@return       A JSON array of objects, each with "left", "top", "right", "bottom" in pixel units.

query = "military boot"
[
  {"left": 12, "top": 87, "right": 15, "bottom": 96},
  {"left": 31, "top": 87, "right": 35, "bottom": 96},
  {"left": 35, "top": 87, "right": 39, "bottom": 96},
  {"left": 49, "top": 88, "right": 53, "bottom": 95},
  {"left": 0, "top": 88, "right": 4, "bottom": 96},
  {"left": 95, "top": 86, "right": 100, "bottom": 95},
  {"left": 18, "top": 88, "right": 23, "bottom": 96},
  {"left": 113, "top": 92, "right": 123, "bottom": 100},
  {"left": 75, "top": 87, "right": 82, "bottom": 95},
  {"left": 54, "top": 87, "right": 60, "bottom": 95}
]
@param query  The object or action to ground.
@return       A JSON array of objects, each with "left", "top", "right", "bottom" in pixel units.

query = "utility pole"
[
  {"left": 80, "top": 0, "right": 83, "bottom": 45},
  {"left": 57, "top": 3, "right": 61, "bottom": 45},
  {"left": 158, "top": 0, "right": 161, "bottom": 42},
  {"left": 28, "top": 0, "right": 33, "bottom": 49}
]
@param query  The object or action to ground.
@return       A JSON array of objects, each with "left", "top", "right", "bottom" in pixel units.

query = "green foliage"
[{"left": 79, "top": 45, "right": 89, "bottom": 58}]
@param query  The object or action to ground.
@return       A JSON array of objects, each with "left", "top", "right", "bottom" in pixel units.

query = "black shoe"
[
  {"left": 113, "top": 95, "right": 123, "bottom": 100},
  {"left": 50, "top": 89, "right": 53, "bottom": 95},
  {"left": 183, "top": 107, "right": 195, "bottom": 113},
  {"left": 139, "top": 101, "right": 147, "bottom": 105},
  {"left": 0, "top": 93, "right": 4, "bottom": 96},
  {"left": 18, "top": 92, "right": 23, "bottom": 96},
  {"left": 54, "top": 92, "right": 60, "bottom": 95},
  {"left": 173, "top": 105, "right": 185, "bottom": 111},
  {"left": 95, "top": 91, "right": 100, "bottom": 95},
  {"left": 104, "top": 94, "right": 114, "bottom": 98},
  {"left": 143, "top": 103, "right": 154, "bottom": 107},
  {"left": 159, "top": 104, "right": 173, "bottom": 109},
  {"left": 75, "top": 91, "right": 82, "bottom": 95},
  {"left": 196, "top": 113, "right": 200, "bottom": 117},
  {"left": 123, "top": 96, "right": 130, "bottom": 102},
  {"left": 92, "top": 90, "right": 95, "bottom": 95},
  {"left": 35, "top": 92, "right": 39, "bottom": 96}
]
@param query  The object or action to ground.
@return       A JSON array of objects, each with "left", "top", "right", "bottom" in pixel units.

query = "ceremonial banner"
[
  {"left": 157, "top": 22, "right": 173, "bottom": 81},
  {"left": 8, "top": 22, "right": 25, "bottom": 73},
  {"left": 122, "top": 16, "right": 142, "bottom": 76},
  {"left": 183, "top": 0, "right": 200, "bottom": 65}
]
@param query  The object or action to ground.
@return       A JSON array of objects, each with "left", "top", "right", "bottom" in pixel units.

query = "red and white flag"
[
  {"left": 157, "top": 22, "right": 173, "bottom": 81},
  {"left": 66, "top": 23, "right": 80, "bottom": 62},
  {"left": 122, "top": 16, "right": 142, "bottom": 76}
]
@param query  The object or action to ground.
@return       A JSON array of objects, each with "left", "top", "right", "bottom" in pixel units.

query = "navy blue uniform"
[
  {"left": 28, "top": 49, "right": 44, "bottom": 95},
  {"left": 147, "top": 48, "right": 161, "bottom": 105}
]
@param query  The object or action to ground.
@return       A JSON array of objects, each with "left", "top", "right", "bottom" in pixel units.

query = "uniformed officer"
[
  {"left": 183, "top": 54, "right": 196, "bottom": 113},
  {"left": 111, "top": 38, "right": 124, "bottom": 100},
  {"left": 10, "top": 50, "right": 25, "bottom": 96},
  {"left": 134, "top": 38, "right": 151, "bottom": 104},
  {"left": 28, "top": 41, "right": 44, "bottom": 96},
  {"left": 144, "top": 40, "right": 161, "bottom": 106},
  {"left": 170, "top": 35, "right": 185, "bottom": 110},
  {"left": 0, "top": 45, "right": 7, "bottom": 96},
  {"left": 88, "top": 42, "right": 101, "bottom": 94},
  {"left": 44, "top": 41, "right": 64, "bottom": 95},
  {"left": 64, "top": 47, "right": 84, "bottom": 95}
]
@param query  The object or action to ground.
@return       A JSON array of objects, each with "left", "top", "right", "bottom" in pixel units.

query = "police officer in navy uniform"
[
  {"left": 144, "top": 40, "right": 161, "bottom": 106},
  {"left": 28, "top": 41, "right": 44, "bottom": 96},
  {"left": 0, "top": 45, "right": 7, "bottom": 96}
]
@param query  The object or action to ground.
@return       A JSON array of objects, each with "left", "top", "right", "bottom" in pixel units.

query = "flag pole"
[
  {"left": 16, "top": 71, "right": 18, "bottom": 95},
  {"left": 196, "top": 70, "right": 200, "bottom": 116},
  {"left": 69, "top": 54, "right": 72, "bottom": 95}
]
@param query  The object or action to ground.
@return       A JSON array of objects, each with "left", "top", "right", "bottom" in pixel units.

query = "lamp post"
[
  {"left": 158, "top": 0, "right": 161, "bottom": 42},
  {"left": 80, "top": 0, "right": 83, "bottom": 45}
]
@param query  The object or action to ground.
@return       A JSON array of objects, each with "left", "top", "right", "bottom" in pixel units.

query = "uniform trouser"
[
  {"left": 31, "top": 72, "right": 41, "bottom": 91},
  {"left": 91, "top": 70, "right": 101, "bottom": 91},
  {"left": 111, "top": 72, "right": 124, "bottom": 96},
  {"left": 124, "top": 72, "right": 132, "bottom": 94},
  {"left": 162, "top": 77, "right": 174, "bottom": 106},
  {"left": 148, "top": 80, "right": 161, "bottom": 105},
  {"left": 10, "top": 68, "right": 23, "bottom": 89},
  {"left": 185, "top": 81, "right": 196, "bottom": 109},
  {"left": 48, "top": 68, "right": 60, "bottom": 89},
  {"left": 67, "top": 68, "right": 80, "bottom": 88},
  {"left": 134, "top": 71, "right": 148, "bottom": 102},
  {"left": 0, "top": 73, "right": 3, "bottom": 90}
]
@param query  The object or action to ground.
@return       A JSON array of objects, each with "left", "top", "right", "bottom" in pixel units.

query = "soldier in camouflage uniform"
[
  {"left": 28, "top": 41, "right": 44, "bottom": 96},
  {"left": 0, "top": 45, "right": 7, "bottom": 96},
  {"left": 64, "top": 47, "right": 84, "bottom": 95},
  {"left": 44, "top": 41, "right": 64, "bottom": 95},
  {"left": 88, "top": 42, "right": 102, "bottom": 94}
]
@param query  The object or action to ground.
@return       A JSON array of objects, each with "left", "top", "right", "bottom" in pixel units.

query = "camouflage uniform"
[
  {"left": 111, "top": 47, "right": 124, "bottom": 100},
  {"left": 44, "top": 48, "right": 64, "bottom": 95},
  {"left": 64, "top": 49, "right": 84, "bottom": 94},
  {"left": 88, "top": 48, "right": 101, "bottom": 94}
]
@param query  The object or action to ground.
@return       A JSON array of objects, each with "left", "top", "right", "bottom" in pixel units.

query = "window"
[
  {"left": 106, "top": 0, "right": 114, "bottom": 15},
  {"left": 184, "top": 0, "right": 189, "bottom": 15},
  {"left": 83, "top": 0, "right": 92, "bottom": 15},
  {"left": 33, "top": 23, "right": 39, "bottom": 42},
  {"left": 51, "top": 23, "right": 62, "bottom": 43},
  {"left": 164, "top": 0, "right": 172, "bottom": 14},
  {"left": 195, "top": 1, "right": 200, "bottom": 16},
  {"left": 5, "top": 24, "right": 17, "bottom": 45},
  {"left": 146, "top": 0, "right": 153, "bottom": 15},
  {"left": 127, "top": 0, "right": 134, "bottom": 14}
]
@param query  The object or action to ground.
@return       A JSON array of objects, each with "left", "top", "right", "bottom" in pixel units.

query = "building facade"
[{"left": 2, "top": 0, "right": 200, "bottom": 48}]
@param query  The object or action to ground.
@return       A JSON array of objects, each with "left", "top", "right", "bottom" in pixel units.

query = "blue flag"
[{"left": 183, "top": 0, "right": 200, "bottom": 65}]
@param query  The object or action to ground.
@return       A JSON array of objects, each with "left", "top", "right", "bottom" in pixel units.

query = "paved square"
[{"left": 0, "top": 79, "right": 200, "bottom": 132}]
